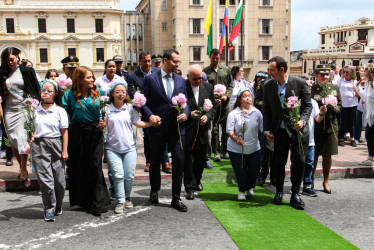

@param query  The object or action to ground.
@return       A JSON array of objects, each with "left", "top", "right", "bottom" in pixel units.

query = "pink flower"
[
  {"left": 322, "top": 94, "right": 338, "bottom": 107},
  {"left": 23, "top": 97, "right": 39, "bottom": 110},
  {"left": 171, "top": 96, "right": 178, "bottom": 105},
  {"left": 133, "top": 91, "right": 147, "bottom": 108},
  {"left": 55, "top": 75, "right": 72, "bottom": 90},
  {"left": 100, "top": 96, "right": 110, "bottom": 102},
  {"left": 203, "top": 99, "right": 213, "bottom": 112},
  {"left": 330, "top": 70, "right": 336, "bottom": 76},
  {"left": 23, "top": 145, "right": 30, "bottom": 154},
  {"left": 177, "top": 93, "right": 187, "bottom": 104},
  {"left": 181, "top": 103, "right": 187, "bottom": 109},
  {"left": 214, "top": 84, "right": 227, "bottom": 97},
  {"left": 241, "top": 109, "right": 250, "bottom": 115}
]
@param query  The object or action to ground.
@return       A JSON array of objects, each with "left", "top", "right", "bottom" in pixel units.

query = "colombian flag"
[
  {"left": 204, "top": 0, "right": 213, "bottom": 56},
  {"left": 219, "top": 0, "right": 228, "bottom": 54}
]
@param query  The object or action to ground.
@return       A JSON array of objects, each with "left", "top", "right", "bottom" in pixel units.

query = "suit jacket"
[
  {"left": 185, "top": 80, "right": 216, "bottom": 146},
  {"left": 262, "top": 74, "right": 312, "bottom": 141},
  {"left": 127, "top": 67, "right": 160, "bottom": 99},
  {"left": 141, "top": 70, "right": 190, "bottom": 136}
]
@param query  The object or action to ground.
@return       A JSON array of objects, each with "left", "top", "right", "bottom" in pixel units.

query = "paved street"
[{"left": 0, "top": 178, "right": 372, "bottom": 249}]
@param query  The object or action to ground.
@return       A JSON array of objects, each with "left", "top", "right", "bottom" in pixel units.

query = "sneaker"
[
  {"left": 125, "top": 199, "right": 133, "bottom": 209},
  {"left": 54, "top": 207, "right": 62, "bottom": 216},
  {"left": 338, "top": 140, "right": 345, "bottom": 146},
  {"left": 237, "top": 191, "right": 246, "bottom": 201},
  {"left": 222, "top": 153, "right": 229, "bottom": 159},
  {"left": 114, "top": 203, "right": 124, "bottom": 214},
  {"left": 44, "top": 212, "right": 55, "bottom": 222},
  {"left": 213, "top": 153, "right": 221, "bottom": 162},
  {"left": 247, "top": 188, "right": 254, "bottom": 197},
  {"left": 1, "top": 151, "right": 6, "bottom": 159},
  {"left": 205, "top": 160, "right": 214, "bottom": 169},
  {"left": 350, "top": 140, "right": 357, "bottom": 147},
  {"left": 302, "top": 187, "right": 318, "bottom": 197},
  {"left": 359, "top": 156, "right": 373, "bottom": 166}
]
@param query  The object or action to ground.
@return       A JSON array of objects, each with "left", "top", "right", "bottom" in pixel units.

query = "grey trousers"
[{"left": 32, "top": 137, "right": 66, "bottom": 214}]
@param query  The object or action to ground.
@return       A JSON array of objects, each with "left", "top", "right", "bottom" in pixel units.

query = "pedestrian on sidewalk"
[
  {"left": 62, "top": 66, "right": 110, "bottom": 216},
  {"left": 31, "top": 79, "right": 68, "bottom": 222},
  {"left": 227, "top": 88, "right": 262, "bottom": 201},
  {"left": 311, "top": 64, "right": 342, "bottom": 194},
  {"left": 356, "top": 63, "right": 374, "bottom": 166},
  {"left": 105, "top": 82, "right": 152, "bottom": 214}
]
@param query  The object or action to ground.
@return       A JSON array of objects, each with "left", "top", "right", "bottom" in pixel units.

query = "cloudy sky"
[{"left": 119, "top": 0, "right": 374, "bottom": 51}]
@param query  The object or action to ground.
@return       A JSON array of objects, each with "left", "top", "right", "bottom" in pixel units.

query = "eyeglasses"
[
  {"left": 192, "top": 77, "right": 203, "bottom": 81},
  {"left": 169, "top": 60, "right": 181, "bottom": 65},
  {"left": 41, "top": 88, "right": 55, "bottom": 94}
]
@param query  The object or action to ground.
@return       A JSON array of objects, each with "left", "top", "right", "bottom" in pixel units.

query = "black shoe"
[
  {"left": 338, "top": 140, "right": 345, "bottom": 146},
  {"left": 302, "top": 187, "right": 318, "bottom": 197},
  {"left": 149, "top": 191, "right": 159, "bottom": 204},
  {"left": 54, "top": 207, "right": 62, "bottom": 216},
  {"left": 171, "top": 199, "right": 187, "bottom": 212},
  {"left": 350, "top": 140, "right": 357, "bottom": 147},
  {"left": 272, "top": 192, "right": 283, "bottom": 205},
  {"left": 290, "top": 194, "right": 305, "bottom": 210},
  {"left": 269, "top": 180, "right": 276, "bottom": 186},
  {"left": 205, "top": 160, "right": 214, "bottom": 169},
  {"left": 185, "top": 190, "right": 195, "bottom": 200},
  {"left": 257, "top": 178, "right": 265, "bottom": 186},
  {"left": 90, "top": 209, "right": 102, "bottom": 216},
  {"left": 323, "top": 183, "right": 332, "bottom": 194},
  {"left": 5, "top": 159, "right": 13, "bottom": 166},
  {"left": 197, "top": 182, "right": 203, "bottom": 191}
]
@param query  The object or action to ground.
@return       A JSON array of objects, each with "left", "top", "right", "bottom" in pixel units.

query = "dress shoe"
[
  {"left": 213, "top": 153, "right": 221, "bottom": 162},
  {"left": 171, "top": 199, "right": 187, "bottom": 212},
  {"left": 144, "top": 163, "right": 150, "bottom": 172},
  {"left": 5, "top": 159, "right": 13, "bottom": 166},
  {"left": 290, "top": 194, "right": 305, "bottom": 210},
  {"left": 272, "top": 192, "right": 283, "bottom": 205},
  {"left": 257, "top": 178, "right": 265, "bottom": 186},
  {"left": 323, "top": 183, "right": 331, "bottom": 194},
  {"left": 338, "top": 140, "right": 345, "bottom": 146},
  {"left": 196, "top": 182, "right": 203, "bottom": 191},
  {"left": 162, "top": 162, "right": 172, "bottom": 174},
  {"left": 149, "top": 191, "right": 159, "bottom": 204},
  {"left": 350, "top": 140, "right": 357, "bottom": 147},
  {"left": 185, "top": 190, "right": 195, "bottom": 200},
  {"left": 269, "top": 180, "right": 276, "bottom": 186},
  {"left": 205, "top": 160, "right": 214, "bottom": 169},
  {"left": 222, "top": 152, "right": 229, "bottom": 159}
]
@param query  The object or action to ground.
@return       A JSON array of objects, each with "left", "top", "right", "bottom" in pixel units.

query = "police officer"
[
  {"left": 311, "top": 64, "right": 342, "bottom": 194},
  {"left": 112, "top": 55, "right": 130, "bottom": 82},
  {"left": 60, "top": 55, "right": 80, "bottom": 79},
  {"left": 151, "top": 54, "right": 162, "bottom": 69}
]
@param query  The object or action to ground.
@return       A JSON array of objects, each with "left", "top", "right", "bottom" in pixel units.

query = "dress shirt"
[
  {"left": 277, "top": 75, "right": 289, "bottom": 129},
  {"left": 34, "top": 103, "right": 69, "bottom": 138},
  {"left": 161, "top": 69, "right": 174, "bottom": 97},
  {"left": 191, "top": 85, "right": 199, "bottom": 104}
]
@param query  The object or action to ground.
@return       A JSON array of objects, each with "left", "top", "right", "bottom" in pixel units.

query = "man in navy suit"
[{"left": 141, "top": 49, "right": 189, "bottom": 212}]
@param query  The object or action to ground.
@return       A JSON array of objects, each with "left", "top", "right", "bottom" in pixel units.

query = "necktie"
[{"left": 165, "top": 74, "right": 172, "bottom": 99}]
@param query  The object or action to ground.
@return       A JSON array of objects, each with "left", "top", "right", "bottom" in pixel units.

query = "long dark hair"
[
  {"left": 45, "top": 69, "right": 59, "bottom": 79},
  {"left": 0, "top": 47, "right": 21, "bottom": 97},
  {"left": 231, "top": 65, "right": 242, "bottom": 80}
]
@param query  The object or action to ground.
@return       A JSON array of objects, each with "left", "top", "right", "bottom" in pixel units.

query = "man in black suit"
[
  {"left": 262, "top": 56, "right": 312, "bottom": 209},
  {"left": 184, "top": 64, "right": 216, "bottom": 200}
]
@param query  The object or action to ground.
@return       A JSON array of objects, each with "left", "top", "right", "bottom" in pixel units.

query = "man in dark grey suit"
[
  {"left": 183, "top": 64, "right": 216, "bottom": 200},
  {"left": 262, "top": 56, "right": 312, "bottom": 209}
]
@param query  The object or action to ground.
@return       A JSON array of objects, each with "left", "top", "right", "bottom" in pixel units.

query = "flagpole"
[
  {"left": 240, "top": 20, "right": 243, "bottom": 65},
  {"left": 225, "top": 25, "right": 228, "bottom": 66},
  {"left": 210, "top": 0, "right": 213, "bottom": 54}
]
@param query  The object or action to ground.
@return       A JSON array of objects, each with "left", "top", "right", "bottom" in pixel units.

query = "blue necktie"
[{"left": 165, "top": 74, "right": 172, "bottom": 99}]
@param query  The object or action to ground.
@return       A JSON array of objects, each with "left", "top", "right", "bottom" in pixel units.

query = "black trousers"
[
  {"left": 338, "top": 106, "right": 357, "bottom": 139},
  {"left": 184, "top": 140, "right": 207, "bottom": 191},
  {"left": 149, "top": 133, "right": 184, "bottom": 200},
  {"left": 273, "top": 129, "right": 308, "bottom": 194},
  {"left": 258, "top": 133, "right": 275, "bottom": 182}
]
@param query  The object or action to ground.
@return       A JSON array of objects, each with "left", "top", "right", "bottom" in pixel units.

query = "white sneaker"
[
  {"left": 247, "top": 188, "right": 254, "bottom": 197},
  {"left": 114, "top": 203, "right": 124, "bottom": 214},
  {"left": 125, "top": 199, "right": 133, "bottom": 209},
  {"left": 359, "top": 156, "right": 373, "bottom": 166},
  {"left": 238, "top": 192, "right": 246, "bottom": 201}
]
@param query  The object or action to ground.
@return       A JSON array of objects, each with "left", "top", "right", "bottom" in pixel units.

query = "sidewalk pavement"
[{"left": 0, "top": 132, "right": 373, "bottom": 192}]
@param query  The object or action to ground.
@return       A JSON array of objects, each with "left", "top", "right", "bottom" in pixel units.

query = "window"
[
  {"left": 321, "top": 34, "right": 325, "bottom": 44},
  {"left": 192, "top": 47, "right": 201, "bottom": 61},
  {"left": 40, "top": 48, "right": 48, "bottom": 63},
  {"left": 132, "top": 50, "right": 137, "bottom": 64},
  {"left": 126, "top": 49, "right": 131, "bottom": 65},
  {"left": 126, "top": 24, "right": 130, "bottom": 39},
  {"left": 220, "top": 46, "right": 226, "bottom": 61},
  {"left": 38, "top": 19, "right": 46, "bottom": 33},
  {"left": 68, "top": 48, "right": 76, "bottom": 57},
  {"left": 219, "top": 0, "right": 225, "bottom": 4},
  {"left": 162, "top": 22, "right": 167, "bottom": 31},
  {"left": 353, "top": 60, "right": 359, "bottom": 66},
  {"left": 192, "top": 0, "right": 201, "bottom": 5},
  {"left": 229, "top": 19, "right": 234, "bottom": 33},
  {"left": 138, "top": 24, "right": 142, "bottom": 39},
  {"left": 192, "top": 19, "right": 201, "bottom": 34},
  {"left": 260, "top": 19, "right": 272, "bottom": 35},
  {"left": 358, "top": 29, "right": 368, "bottom": 40},
  {"left": 95, "top": 19, "right": 103, "bottom": 33},
  {"left": 260, "top": 46, "right": 271, "bottom": 61},
  {"left": 161, "top": 0, "right": 167, "bottom": 9},
  {"left": 239, "top": 46, "right": 243, "bottom": 61},
  {"left": 96, "top": 48, "right": 104, "bottom": 62},
  {"left": 229, "top": 0, "right": 235, "bottom": 4},
  {"left": 260, "top": 0, "right": 272, "bottom": 6},
  {"left": 229, "top": 47, "right": 235, "bottom": 61},
  {"left": 67, "top": 18, "right": 75, "bottom": 33},
  {"left": 6, "top": 18, "right": 14, "bottom": 33},
  {"left": 132, "top": 24, "right": 136, "bottom": 39}
]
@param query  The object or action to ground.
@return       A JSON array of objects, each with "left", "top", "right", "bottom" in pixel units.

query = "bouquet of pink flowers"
[
  {"left": 132, "top": 91, "right": 147, "bottom": 110},
  {"left": 284, "top": 91, "right": 303, "bottom": 154},
  {"left": 213, "top": 84, "right": 227, "bottom": 125},
  {"left": 172, "top": 93, "right": 187, "bottom": 150},
  {"left": 22, "top": 96, "right": 39, "bottom": 167},
  {"left": 55, "top": 75, "right": 73, "bottom": 91},
  {"left": 191, "top": 99, "right": 213, "bottom": 149},
  {"left": 322, "top": 94, "right": 338, "bottom": 106}
]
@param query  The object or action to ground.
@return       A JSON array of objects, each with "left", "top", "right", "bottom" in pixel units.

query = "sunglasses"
[
  {"left": 343, "top": 71, "right": 351, "bottom": 74},
  {"left": 192, "top": 77, "right": 203, "bottom": 81}
]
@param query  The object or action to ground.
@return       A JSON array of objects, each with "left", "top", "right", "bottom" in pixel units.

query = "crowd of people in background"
[{"left": 0, "top": 46, "right": 373, "bottom": 222}]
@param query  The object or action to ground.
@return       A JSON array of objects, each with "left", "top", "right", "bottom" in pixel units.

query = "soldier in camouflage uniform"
[
  {"left": 311, "top": 64, "right": 342, "bottom": 194},
  {"left": 203, "top": 49, "right": 233, "bottom": 161}
]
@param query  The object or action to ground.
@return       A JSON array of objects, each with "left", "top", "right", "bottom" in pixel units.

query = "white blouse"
[{"left": 356, "top": 81, "right": 374, "bottom": 127}]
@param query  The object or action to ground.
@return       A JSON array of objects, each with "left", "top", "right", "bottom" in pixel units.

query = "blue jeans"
[
  {"left": 228, "top": 150, "right": 262, "bottom": 192},
  {"left": 106, "top": 149, "right": 137, "bottom": 204},
  {"left": 290, "top": 146, "right": 315, "bottom": 186}
]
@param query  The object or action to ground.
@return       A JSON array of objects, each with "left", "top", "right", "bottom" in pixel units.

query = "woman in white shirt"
[
  {"left": 337, "top": 66, "right": 359, "bottom": 147},
  {"left": 226, "top": 88, "right": 263, "bottom": 201},
  {"left": 105, "top": 82, "right": 152, "bottom": 214},
  {"left": 95, "top": 59, "right": 126, "bottom": 95},
  {"left": 357, "top": 63, "right": 374, "bottom": 166},
  {"left": 229, "top": 65, "right": 251, "bottom": 110}
]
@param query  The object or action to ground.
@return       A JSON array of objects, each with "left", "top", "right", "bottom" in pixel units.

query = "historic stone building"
[
  {"left": 302, "top": 17, "right": 374, "bottom": 78},
  {"left": 0, "top": 0, "right": 123, "bottom": 76}
]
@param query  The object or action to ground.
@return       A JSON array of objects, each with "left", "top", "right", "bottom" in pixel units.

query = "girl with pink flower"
[
  {"left": 226, "top": 88, "right": 263, "bottom": 200},
  {"left": 105, "top": 82, "right": 153, "bottom": 214}
]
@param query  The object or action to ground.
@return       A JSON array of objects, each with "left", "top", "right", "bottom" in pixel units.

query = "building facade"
[
  {"left": 302, "top": 17, "right": 374, "bottom": 78},
  {"left": 132, "top": 0, "right": 291, "bottom": 79},
  {"left": 0, "top": 0, "right": 124, "bottom": 77}
]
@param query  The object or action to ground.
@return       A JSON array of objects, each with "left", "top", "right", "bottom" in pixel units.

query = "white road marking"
[{"left": 0, "top": 206, "right": 151, "bottom": 250}]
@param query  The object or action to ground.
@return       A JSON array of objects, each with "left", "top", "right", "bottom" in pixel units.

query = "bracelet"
[{"left": 319, "top": 113, "right": 325, "bottom": 116}]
